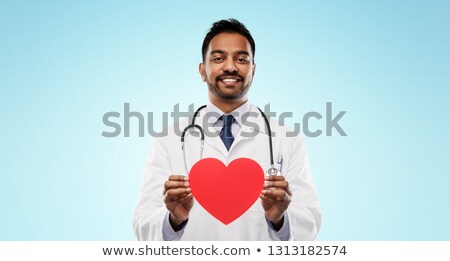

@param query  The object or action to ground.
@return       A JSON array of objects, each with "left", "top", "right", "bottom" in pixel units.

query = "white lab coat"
[{"left": 133, "top": 104, "right": 321, "bottom": 240}]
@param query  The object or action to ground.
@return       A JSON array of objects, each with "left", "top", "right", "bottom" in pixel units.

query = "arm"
[
  {"left": 133, "top": 137, "right": 192, "bottom": 241},
  {"left": 283, "top": 133, "right": 322, "bottom": 240},
  {"left": 260, "top": 133, "right": 321, "bottom": 241}
]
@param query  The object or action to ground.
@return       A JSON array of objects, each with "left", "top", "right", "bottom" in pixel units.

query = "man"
[{"left": 133, "top": 19, "right": 321, "bottom": 240}]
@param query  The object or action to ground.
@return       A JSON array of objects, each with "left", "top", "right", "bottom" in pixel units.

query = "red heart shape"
[{"left": 189, "top": 158, "right": 264, "bottom": 225}]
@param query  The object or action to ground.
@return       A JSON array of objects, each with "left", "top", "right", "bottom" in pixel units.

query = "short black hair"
[{"left": 202, "top": 18, "right": 255, "bottom": 62}]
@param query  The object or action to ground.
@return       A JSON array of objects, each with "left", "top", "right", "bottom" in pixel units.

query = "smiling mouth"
[{"left": 219, "top": 77, "right": 242, "bottom": 86}]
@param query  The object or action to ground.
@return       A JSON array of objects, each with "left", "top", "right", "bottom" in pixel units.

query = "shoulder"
[
  {"left": 153, "top": 118, "right": 191, "bottom": 145},
  {"left": 249, "top": 104, "right": 300, "bottom": 139}
]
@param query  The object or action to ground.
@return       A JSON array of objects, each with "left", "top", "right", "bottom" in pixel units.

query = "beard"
[{"left": 206, "top": 72, "right": 251, "bottom": 101}]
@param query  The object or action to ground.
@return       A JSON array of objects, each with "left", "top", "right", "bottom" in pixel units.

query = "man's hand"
[
  {"left": 163, "top": 175, "right": 193, "bottom": 229},
  {"left": 260, "top": 175, "right": 292, "bottom": 230}
]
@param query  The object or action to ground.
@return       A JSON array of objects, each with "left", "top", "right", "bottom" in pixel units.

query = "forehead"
[{"left": 207, "top": 32, "right": 252, "bottom": 55}]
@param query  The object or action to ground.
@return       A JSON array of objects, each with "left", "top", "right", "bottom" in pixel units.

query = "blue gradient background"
[{"left": 1, "top": 1, "right": 449, "bottom": 240}]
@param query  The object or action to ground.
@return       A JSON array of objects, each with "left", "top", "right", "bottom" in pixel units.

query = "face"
[{"left": 199, "top": 32, "right": 255, "bottom": 101}]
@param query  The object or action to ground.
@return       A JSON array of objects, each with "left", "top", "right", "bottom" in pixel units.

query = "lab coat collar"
[
  {"left": 202, "top": 102, "right": 265, "bottom": 158},
  {"left": 205, "top": 100, "right": 251, "bottom": 128}
]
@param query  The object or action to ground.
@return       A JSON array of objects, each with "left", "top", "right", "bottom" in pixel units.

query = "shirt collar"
[{"left": 206, "top": 100, "right": 251, "bottom": 127}]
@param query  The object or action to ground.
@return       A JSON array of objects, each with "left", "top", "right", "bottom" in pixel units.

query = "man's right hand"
[{"left": 163, "top": 175, "right": 193, "bottom": 229}]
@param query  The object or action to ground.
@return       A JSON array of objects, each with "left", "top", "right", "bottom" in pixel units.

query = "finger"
[
  {"left": 177, "top": 193, "right": 193, "bottom": 204},
  {"left": 265, "top": 175, "right": 285, "bottom": 181},
  {"left": 164, "top": 180, "right": 190, "bottom": 190},
  {"left": 259, "top": 194, "right": 275, "bottom": 202},
  {"left": 165, "top": 187, "right": 192, "bottom": 201},
  {"left": 262, "top": 189, "right": 290, "bottom": 201},
  {"left": 163, "top": 180, "right": 190, "bottom": 195},
  {"left": 169, "top": 175, "right": 189, "bottom": 181},
  {"left": 263, "top": 180, "right": 289, "bottom": 189}
]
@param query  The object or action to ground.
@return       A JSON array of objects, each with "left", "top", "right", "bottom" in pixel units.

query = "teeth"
[{"left": 222, "top": 78, "right": 237, "bottom": 82}]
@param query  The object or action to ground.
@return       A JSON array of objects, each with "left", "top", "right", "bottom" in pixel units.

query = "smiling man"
[{"left": 133, "top": 19, "right": 321, "bottom": 241}]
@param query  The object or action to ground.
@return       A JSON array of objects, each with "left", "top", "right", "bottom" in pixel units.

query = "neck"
[{"left": 209, "top": 94, "right": 248, "bottom": 114}]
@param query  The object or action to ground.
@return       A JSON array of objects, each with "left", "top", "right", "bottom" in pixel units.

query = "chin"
[
  {"left": 209, "top": 83, "right": 248, "bottom": 100},
  {"left": 219, "top": 91, "right": 246, "bottom": 100}
]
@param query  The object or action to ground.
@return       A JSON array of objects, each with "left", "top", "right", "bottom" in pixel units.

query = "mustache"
[{"left": 215, "top": 71, "right": 244, "bottom": 81}]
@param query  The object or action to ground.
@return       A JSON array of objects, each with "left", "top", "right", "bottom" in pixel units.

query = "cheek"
[
  {"left": 205, "top": 66, "right": 219, "bottom": 78},
  {"left": 239, "top": 65, "right": 252, "bottom": 77},
  {"left": 243, "top": 69, "right": 253, "bottom": 80}
]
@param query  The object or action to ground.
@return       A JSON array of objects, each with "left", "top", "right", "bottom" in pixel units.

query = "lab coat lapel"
[
  {"left": 229, "top": 105, "right": 266, "bottom": 153},
  {"left": 228, "top": 123, "right": 256, "bottom": 152}
]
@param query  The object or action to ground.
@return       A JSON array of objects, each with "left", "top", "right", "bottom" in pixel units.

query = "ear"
[
  {"left": 199, "top": 63, "right": 206, "bottom": 82},
  {"left": 252, "top": 63, "right": 256, "bottom": 76}
]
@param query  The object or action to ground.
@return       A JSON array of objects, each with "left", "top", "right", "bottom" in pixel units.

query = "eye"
[
  {"left": 237, "top": 58, "right": 249, "bottom": 63},
  {"left": 212, "top": 57, "right": 224, "bottom": 62}
]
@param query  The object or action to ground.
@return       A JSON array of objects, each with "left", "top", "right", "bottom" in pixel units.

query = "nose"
[{"left": 222, "top": 59, "right": 237, "bottom": 73}]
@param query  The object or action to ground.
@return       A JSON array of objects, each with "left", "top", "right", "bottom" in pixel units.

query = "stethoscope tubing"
[{"left": 181, "top": 105, "right": 278, "bottom": 176}]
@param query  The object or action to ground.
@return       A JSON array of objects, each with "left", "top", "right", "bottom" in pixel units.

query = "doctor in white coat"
[{"left": 133, "top": 19, "right": 321, "bottom": 241}]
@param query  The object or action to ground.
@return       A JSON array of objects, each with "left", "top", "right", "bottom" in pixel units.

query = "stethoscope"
[{"left": 181, "top": 105, "right": 279, "bottom": 176}]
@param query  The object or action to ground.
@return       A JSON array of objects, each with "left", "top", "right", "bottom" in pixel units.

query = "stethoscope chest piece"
[{"left": 267, "top": 167, "right": 278, "bottom": 176}]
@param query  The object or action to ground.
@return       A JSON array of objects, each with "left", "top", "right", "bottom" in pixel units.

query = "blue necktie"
[{"left": 220, "top": 114, "right": 235, "bottom": 151}]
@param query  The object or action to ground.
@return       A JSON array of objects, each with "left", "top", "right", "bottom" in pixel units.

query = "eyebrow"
[
  {"left": 236, "top": 50, "right": 250, "bottom": 56},
  {"left": 210, "top": 50, "right": 251, "bottom": 56},
  {"left": 210, "top": 50, "right": 224, "bottom": 56}
]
